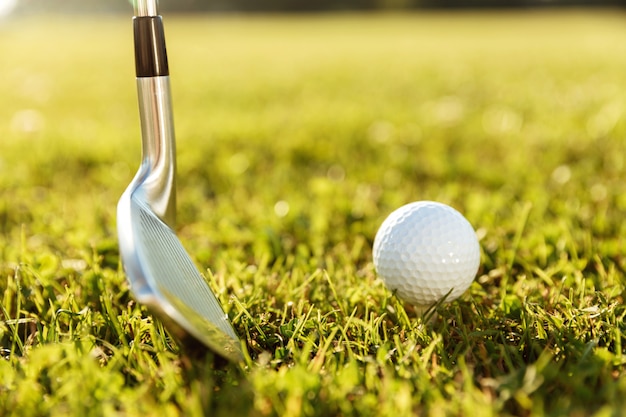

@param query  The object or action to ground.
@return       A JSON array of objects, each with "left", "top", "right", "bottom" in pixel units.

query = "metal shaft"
[
  {"left": 134, "top": 0, "right": 158, "bottom": 17},
  {"left": 133, "top": 0, "right": 176, "bottom": 227}
]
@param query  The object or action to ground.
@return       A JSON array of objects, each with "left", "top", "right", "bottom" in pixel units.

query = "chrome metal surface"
[
  {"left": 136, "top": 76, "right": 176, "bottom": 227},
  {"left": 117, "top": 0, "right": 244, "bottom": 362},
  {"left": 117, "top": 191, "right": 243, "bottom": 362},
  {"left": 134, "top": 0, "right": 158, "bottom": 17}
]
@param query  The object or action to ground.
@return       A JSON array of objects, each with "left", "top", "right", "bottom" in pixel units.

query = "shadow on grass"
[{"left": 180, "top": 353, "right": 255, "bottom": 417}]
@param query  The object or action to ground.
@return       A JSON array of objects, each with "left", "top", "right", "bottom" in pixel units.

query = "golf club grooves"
[
  {"left": 134, "top": 16, "right": 169, "bottom": 77},
  {"left": 134, "top": 200, "right": 238, "bottom": 341}
]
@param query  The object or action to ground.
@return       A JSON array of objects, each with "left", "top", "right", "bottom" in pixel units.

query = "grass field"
[{"left": 1, "top": 9, "right": 626, "bottom": 416}]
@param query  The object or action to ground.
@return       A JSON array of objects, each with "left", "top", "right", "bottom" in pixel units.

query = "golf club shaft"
[
  {"left": 134, "top": 0, "right": 158, "bottom": 17},
  {"left": 133, "top": 1, "right": 177, "bottom": 226}
]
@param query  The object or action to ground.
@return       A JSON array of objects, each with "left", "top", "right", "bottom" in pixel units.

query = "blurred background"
[{"left": 7, "top": 0, "right": 626, "bottom": 14}]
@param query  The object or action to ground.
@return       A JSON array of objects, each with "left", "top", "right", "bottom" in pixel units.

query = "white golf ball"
[{"left": 373, "top": 201, "right": 480, "bottom": 307}]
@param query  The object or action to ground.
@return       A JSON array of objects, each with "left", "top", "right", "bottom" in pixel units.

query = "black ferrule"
[{"left": 133, "top": 16, "right": 169, "bottom": 77}]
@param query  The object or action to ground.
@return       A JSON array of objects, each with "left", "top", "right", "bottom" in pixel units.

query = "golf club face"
[
  {"left": 117, "top": 194, "right": 242, "bottom": 361},
  {"left": 117, "top": 0, "right": 243, "bottom": 362}
]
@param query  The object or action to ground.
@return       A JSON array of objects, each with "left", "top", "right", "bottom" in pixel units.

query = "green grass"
[{"left": 1, "top": 9, "right": 626, "bottom": 416}]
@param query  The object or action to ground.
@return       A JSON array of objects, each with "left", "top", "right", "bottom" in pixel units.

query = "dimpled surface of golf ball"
[{"left": 373, "top": 201, "right": 480, "bottom": 307}]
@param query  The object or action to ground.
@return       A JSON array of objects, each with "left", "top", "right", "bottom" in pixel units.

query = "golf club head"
[{"left": 117, "top": 0, "right": 242, "bottom": 362}]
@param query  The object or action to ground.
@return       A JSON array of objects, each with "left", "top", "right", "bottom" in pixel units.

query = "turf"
[{"left": 1, "top": 9, "right": 626, "bottom": 417}]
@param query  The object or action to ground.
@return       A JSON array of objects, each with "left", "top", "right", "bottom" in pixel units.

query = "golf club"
[{"left": 117, "top": 0, "right": 243, "bottom": 362}]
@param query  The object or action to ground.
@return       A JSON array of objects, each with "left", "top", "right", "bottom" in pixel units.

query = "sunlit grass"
[{"left": 1, "top": 9, "right": 626, "bottom": 416}]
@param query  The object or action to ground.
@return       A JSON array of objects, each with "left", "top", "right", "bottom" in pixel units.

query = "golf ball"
[{"left": 373, "top": 201, "right": 480, "bottom": 307}]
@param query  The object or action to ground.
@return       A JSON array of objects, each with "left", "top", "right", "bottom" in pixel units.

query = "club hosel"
[{"left": 136, "top": 76, "right": 177, "bottom": 228}]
